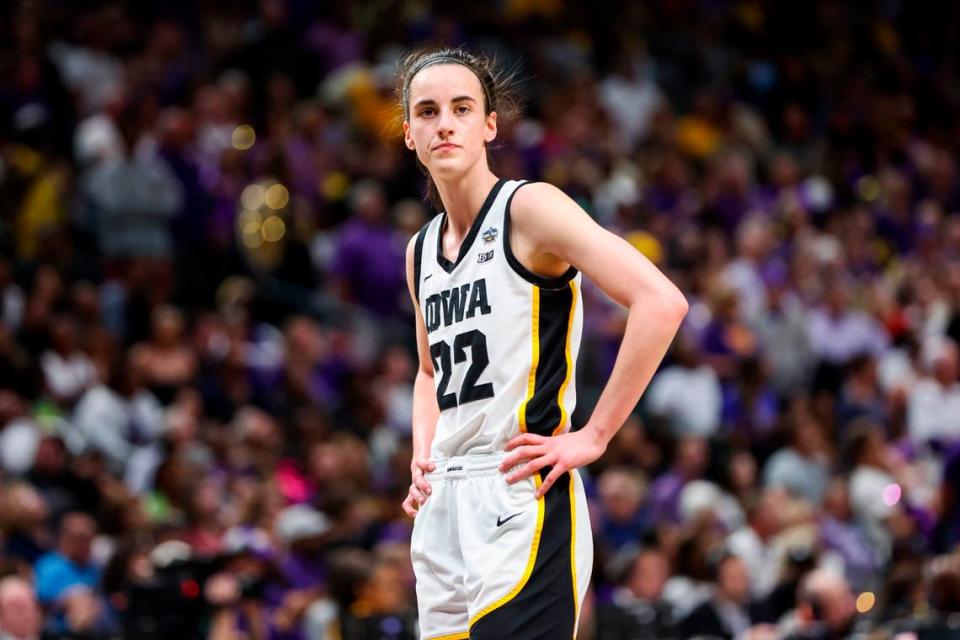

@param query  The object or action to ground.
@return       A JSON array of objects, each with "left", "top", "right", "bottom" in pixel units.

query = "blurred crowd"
[{"left": 3, "top": 0, "right": 960, "bottom": 638}]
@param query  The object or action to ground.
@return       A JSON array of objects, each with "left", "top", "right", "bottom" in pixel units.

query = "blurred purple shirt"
[{"left": 333, "top": 220, "right": 407, "bottom": 318}]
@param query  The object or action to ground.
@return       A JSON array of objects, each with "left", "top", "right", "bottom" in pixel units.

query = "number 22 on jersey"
[{"left": 430, "top": 329, "right": 494, "bottom": 410}]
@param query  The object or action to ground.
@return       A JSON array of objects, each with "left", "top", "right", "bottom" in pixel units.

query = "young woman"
[{"left": 399, "top": 48, "right": 687, "bottom": 640}]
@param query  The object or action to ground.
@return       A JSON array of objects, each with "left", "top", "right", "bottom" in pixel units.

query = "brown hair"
[{"left": 397, "top": 47, "right": 521, "bottom": 210}]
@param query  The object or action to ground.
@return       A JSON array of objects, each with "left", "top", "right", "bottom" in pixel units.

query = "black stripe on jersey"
[
  {"left": 524, "top": 284, "right": 573, "bottom": 437},
  {"left": 436, "top": 178, "right": 506, "bottom": 273},
  {"left": 413, "top": 218, "right": 431, "bottom": 302},
  {"left": 503, "top": 182, "right": 578, "bottom": 289},
  {"left": 470, "top": 469, "right": 576, "bottom": 640}
]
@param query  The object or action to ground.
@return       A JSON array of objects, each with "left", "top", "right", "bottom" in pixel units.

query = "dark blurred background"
[{"left": 2, "top": 1, "right": 960, "bottom": 638}]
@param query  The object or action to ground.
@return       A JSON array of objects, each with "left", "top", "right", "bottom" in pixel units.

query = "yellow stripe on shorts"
[
  {"left": 426, "top": 632, "right": 470, "bottom": 640},
  {"left": 468, "top": 473, "right": 546, "bottom": 628}
]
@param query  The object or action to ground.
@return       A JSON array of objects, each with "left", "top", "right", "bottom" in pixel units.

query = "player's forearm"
[
  {"left": 584, "top": 295, "right": 687, "bottom": 446},
  {"left": 412, "top": 369, "right": 440, "bottom": 460}
]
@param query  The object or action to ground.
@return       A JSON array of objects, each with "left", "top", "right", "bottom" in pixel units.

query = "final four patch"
[{"left": 482, "top": 226, "right": 498, "bottom": 243}]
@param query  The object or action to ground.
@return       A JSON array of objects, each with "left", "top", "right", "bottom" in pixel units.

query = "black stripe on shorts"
[{"left": 469, "top": 468, "right": 575, "bottom": 640}]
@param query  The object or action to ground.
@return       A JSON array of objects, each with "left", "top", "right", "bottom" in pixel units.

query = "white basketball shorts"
[{"left": 410, "top": 452, "right": 593, "bottom": 640}]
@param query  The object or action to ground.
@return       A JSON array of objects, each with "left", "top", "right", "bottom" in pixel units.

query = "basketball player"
[{"left": 399, "top": 48, "right": 688, "bottom": 640}]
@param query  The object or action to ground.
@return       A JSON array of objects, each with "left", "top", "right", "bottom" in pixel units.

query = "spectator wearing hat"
[{"left": 268, "top": 505, "right": 331, "bottom": 640}]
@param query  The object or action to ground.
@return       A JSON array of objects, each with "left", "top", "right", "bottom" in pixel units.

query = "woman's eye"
[
  {"left": 420, "top": 108, "right": 435, "bottom": 117},
  {"left": 457, "top": 105, "right": 470, "bottom": 113}
]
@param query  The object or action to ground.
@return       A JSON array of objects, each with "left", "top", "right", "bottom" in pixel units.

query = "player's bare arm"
[
  {"left": 402, "top": 234, "right": 440, "bottom": 517},
  {"left": 499, "top": 181, "right": 689, "bottom": 497}
]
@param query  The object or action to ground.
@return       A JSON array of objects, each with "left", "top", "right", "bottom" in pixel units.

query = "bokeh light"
[
  {"left": 261, "top": 216, "right": 286, "bottom": 242},
  {"left": 242, "top": 228, "right": 264, "bottom": 249},
  {"left": 232, "top": 124, "right": 256, "bottom": 150},
  {"left": 241, "top": 184, "right": 265, "bottom": 210},
  {"left": 239, "top": 210, "right": 262, "bottom": 236},
  {"left": 883, "top": 483, "right": 901, "bottom": 507},
  {"left": 856, "top": 592, "right": 875, "bottom": 614},
  {"left": 265, "top": 183, "right": 290, "bottom": 210}
]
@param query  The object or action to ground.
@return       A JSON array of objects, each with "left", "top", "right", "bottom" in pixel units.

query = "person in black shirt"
[
  {"left": 680, "top": 552, "right": 756, "bottom": 640},
  {"left": 596, "top": 546, "right": 677, "bottom": 640},
  {"left": 781, "top": 569, "right": 858, "bottom": 640}
]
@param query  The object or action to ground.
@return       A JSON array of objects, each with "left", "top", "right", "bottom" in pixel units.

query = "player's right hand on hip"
[{"left": 402, "top": 458, "right": 436, "bottom": 517}]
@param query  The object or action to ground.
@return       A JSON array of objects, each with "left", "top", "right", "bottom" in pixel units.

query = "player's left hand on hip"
[{"left": 500, "top": 430, "right": 606, "bottom": 498}]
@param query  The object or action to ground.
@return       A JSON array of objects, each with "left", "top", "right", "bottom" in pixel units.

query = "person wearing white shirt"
[
  {"left": 907, "top": 337, "right": 960, "bottom": 446},
  {"left": 727, "top": 488, "right": 787, "bottom": 599},
  {"left": 807, "top": 284, "right": 888, "bottom": 366},
  {"left": 40, "top": 317, "right": 97, "bottom": 408},
  {"left": 647, "top": 337, "right": 722, "bottom": 437},
  {"left": 598, "top": 53, "right": 664, "bottom": 149},
  {"left": 71, "top": 353, "right": 166, "bottom": 487},
  {"left": 845, "top": 421, "right": 897, "bottom": 560}
]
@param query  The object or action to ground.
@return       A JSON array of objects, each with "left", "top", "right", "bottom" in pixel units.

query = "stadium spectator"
[
  {"left": 781, "top": 569, "right": 858, "bottom": 640},
  {"left": 0, "top": 576, "right": 42, "bottom": 640},
  {"left": 646, "top": 335, "right": 722, "bottom": 437},
  {"left": 595, "top": 545, "right": 677, "bottom": 639},
  {"left": 679, "top": 552, "right": 757, "bottom": 640},
  {"left": 763, "top": 416, "right": 831, "bottom": 505},
  {"left": 907, "top": 337, "right": 960, "bottom": 447},
  {"left": 34, "top": 512, "right": 106, "bottom": 634},
  {"left": 728, "top": 489, "right": 789, "bottom": 600},
  {"left": 596, "top": 468, "right": 650, "bottom": 554}
]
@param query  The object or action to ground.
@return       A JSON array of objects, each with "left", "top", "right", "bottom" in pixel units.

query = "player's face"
[{"left": 403, "top": 63, "right": 497, "bottom": 180}]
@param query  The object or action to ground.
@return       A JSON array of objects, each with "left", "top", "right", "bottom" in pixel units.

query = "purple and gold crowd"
[{"left": 2, "top": 1, "right": 960, "bottom": 638}]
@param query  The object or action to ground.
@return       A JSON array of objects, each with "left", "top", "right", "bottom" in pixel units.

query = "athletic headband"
[{"left": 403, "top": 54, "right": 495, "bottom": 114}]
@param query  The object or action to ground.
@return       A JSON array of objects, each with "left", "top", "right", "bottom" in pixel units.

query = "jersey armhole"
[
  {"left": 503, "top": 181, "right": 579, "bottom": 289},
  {"left": 413, "top": 219, "right": 430, "bottom": 303}
]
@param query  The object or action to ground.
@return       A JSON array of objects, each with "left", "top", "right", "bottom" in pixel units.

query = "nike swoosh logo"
[
  {"left": 424, "top": 274, "right": 433, "bottom": 280},
  {"left": 496, "top": 512, "right": 523, "bottom": 527}
]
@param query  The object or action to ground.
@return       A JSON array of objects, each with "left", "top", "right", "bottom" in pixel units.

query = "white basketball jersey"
[{"left": 413, "top": 179, "right": 584, "bottom": 459}]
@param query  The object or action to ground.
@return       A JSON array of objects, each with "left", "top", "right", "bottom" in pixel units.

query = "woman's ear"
[
  {"left": 484, "top": 111, "right": 498, "bottom": 143},
  {"left": 403, "top": 121, "right": 416, "bottom": 150}
]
